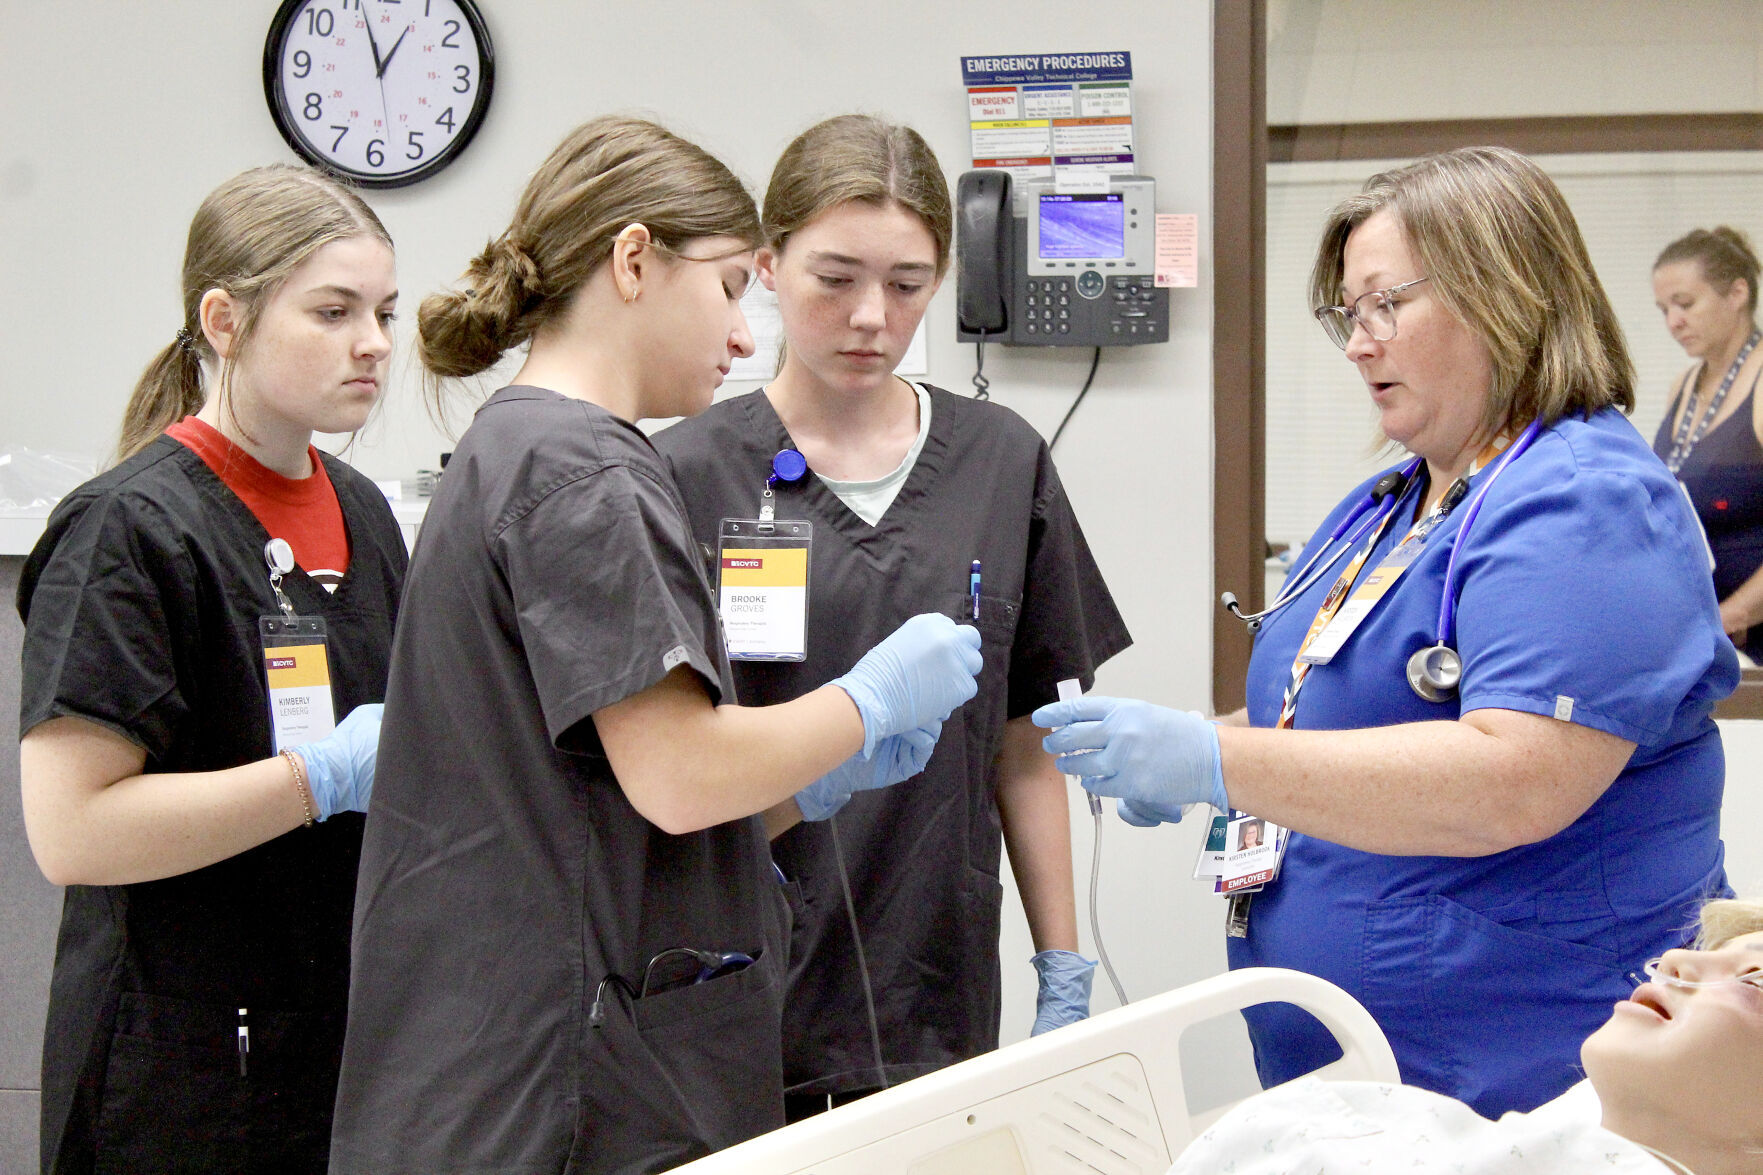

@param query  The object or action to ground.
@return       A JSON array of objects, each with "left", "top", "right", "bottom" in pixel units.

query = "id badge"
[
  {"left": 260, "top": 615, "right": 336, "bottom": 752},
  {"left": 718, "top": 518, "right": 812, "bottom": 662},
  {"left": 1299, "top": 535, "right": 1425, "bottom": 665},
  {"left": 1194, "top": 811, "right": 1288, "bottom": 896}
]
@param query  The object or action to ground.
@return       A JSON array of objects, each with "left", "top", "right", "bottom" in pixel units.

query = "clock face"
[{"left": 263, "top": 0, "right": 494, "bottom": 188}]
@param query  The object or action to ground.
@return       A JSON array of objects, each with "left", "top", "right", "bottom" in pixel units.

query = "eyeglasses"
[
  {"left": 1631, "top": 956, "right": 1763, "bottom": 990},
  {"left": 1314, "top": 277, "right": 1429, "bottom": 350}
]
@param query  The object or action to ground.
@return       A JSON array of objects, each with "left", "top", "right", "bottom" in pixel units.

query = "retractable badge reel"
[
  {"left": 259, "top": 538, "right": 336, "bottom": 751},
  {"left": 718, "top": 450, "right": 813, "bottom": 662}
]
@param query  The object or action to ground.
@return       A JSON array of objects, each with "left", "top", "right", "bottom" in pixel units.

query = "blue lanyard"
[{"left": 1430, "top": 418, "right": 1544, "bottom": 647}]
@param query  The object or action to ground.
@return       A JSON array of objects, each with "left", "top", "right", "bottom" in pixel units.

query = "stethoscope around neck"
[{"left": 1222, "top": 418, "right": 1544, "bottom": 702}]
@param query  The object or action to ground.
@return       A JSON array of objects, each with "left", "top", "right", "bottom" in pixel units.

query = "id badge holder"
[
  {"left": 259, "top": 539, "right": 336, "bottom": 752},
  {"left": 717, "top": 518, "right": 812, "bottom": 662}
]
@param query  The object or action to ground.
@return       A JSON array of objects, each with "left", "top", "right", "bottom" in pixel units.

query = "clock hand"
[
  {"left": 375, "top": 26, "right": 411, "bottom": 80},
  {"left": 361, "top": 8, "right": 386, "bottom": 76}
]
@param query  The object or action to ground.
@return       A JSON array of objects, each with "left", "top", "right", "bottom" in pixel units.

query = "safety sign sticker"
[{"left": 961, "top": 51, "right": 1135, "bottom": 185}]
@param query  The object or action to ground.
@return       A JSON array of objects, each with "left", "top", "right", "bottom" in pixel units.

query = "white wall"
[
  {"left": 0, "top": 0, "right": 1237, "bottom": 1107},
  {"left": 1268, "top": 0, "right": 1763, "bottom": 124}
]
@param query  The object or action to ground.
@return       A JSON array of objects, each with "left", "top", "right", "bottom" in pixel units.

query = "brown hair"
[
  {"left": 1310, "top": 146, "right": 1635, "bottom": 438},
  {"left": 115, "top": 166, "right": 391, "bottom": 464},
  {"left": 417, "top": 115, "right": 759, "bottom": 406},
  {"left": 1656, "top": 226, "right": 1762, "bottom": 315},
  {"left": 762, "top": 114, "right": 952, "bottom": 275}
]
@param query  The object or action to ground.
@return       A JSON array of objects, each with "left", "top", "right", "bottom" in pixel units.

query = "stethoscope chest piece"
[{"left": 1407, "top": 642, "right": 1462, "bottom": 703}]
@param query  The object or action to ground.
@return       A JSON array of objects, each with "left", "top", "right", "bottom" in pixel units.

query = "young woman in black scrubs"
[
  {"left": 18, "top": 166, "right": 405, "bottom": 1173},
  {"left": 329, "top": 115, "right": 982, "bottom": 1175},
  {"left": 656, "top": 114, "right": 1130, "bottom": 1117}
]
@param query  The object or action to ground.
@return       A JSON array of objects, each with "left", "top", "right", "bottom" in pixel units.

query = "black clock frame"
[{"left": 261, "top": 0, "right": 495, "bottom": 189}]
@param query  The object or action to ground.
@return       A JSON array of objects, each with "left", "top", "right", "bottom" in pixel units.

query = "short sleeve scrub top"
[
  {"left": 655, "top": 385, "right": 1131, "bottom": 1094},
  {"left": 1231, "top": 408, "right": 1737, "bottom": 1119},
  {"left": 329, "top": 388, "right": 789, "bottom": 1175},
  {"left": 19, "top": 437, "right": 406, "bottom": 1174}
]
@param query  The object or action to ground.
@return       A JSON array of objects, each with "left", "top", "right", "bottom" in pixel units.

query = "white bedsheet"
[{"left": 1168, "top": 1077, "right": 1663, "bottom": 1173}]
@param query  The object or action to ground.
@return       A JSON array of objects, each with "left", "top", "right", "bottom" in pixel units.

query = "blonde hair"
[
  {"left": 762, "top": 114, "right": 952, "bottom": 275},
  {"left": 417, "top": 115, "right": 759, "bottom": 405},
  {"left": 1695, "top": 897, "right": 1763, "bottom": 949},
  {"left": 115, "top": 166, "right": 390, "bottom": 464},
  {"left": 1310, "top": 146, "right": 1635, "bottom": 439},
  {"left": 1656, "top": 226, "right": 1762, "bottom": 316}
]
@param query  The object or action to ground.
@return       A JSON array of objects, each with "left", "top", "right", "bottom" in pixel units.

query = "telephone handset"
[
  {"left": 956, "top": 170, "right": 1011, "bottom": 336},
  {"left": 955, "top": 170, "right": 1169, "bottom": 348}
]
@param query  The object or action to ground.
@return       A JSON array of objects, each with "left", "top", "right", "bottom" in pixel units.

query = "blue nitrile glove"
[
  {"left": 1116, "top": 798, "right": 1168, "bottom": 828},
  {"left": 830, "top": 613, "right": 982, "bottom": 757},
  {"left": 795, "top": 720, "right": 942, "bottom": 822},
  {"left": 1030, "top": 949, "right": 1097, "bottom": 1035},
  {"left": 1032, "top": 697, "right": 1227, "bottom": 824},
  {"left": 293, "top": 703, "right": 383, "bottom": 820}
]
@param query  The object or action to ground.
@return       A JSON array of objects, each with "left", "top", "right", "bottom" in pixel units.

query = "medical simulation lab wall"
[{"left": 0, "top": 3, "right": 1221, "bottom": 1167}]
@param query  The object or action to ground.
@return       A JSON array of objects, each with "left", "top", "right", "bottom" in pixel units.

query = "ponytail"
[
  {"left": 417, "top": 115, "right": 760, "bottom": 426},
  {"left": 417, "top": 235, "right": 545, "bottom": 382},
  {"left": 116, "top": 330, "right": 205, "bottom": 464}
]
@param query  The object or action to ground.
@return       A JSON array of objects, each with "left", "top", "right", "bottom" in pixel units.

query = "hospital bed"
[{"left": 668, "top": 966, "right": 1400, "bottom": 1174}]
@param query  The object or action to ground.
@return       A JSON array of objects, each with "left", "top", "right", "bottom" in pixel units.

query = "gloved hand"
[
  {"left": 293, "top": 703, "right": 384, "bottom": 821},
  {"left": 1032, "top": 697, "right": 1227, "bottom": 824},
  {"left": 795, "top": 720, "right": 942, "bottom": 822},
  {"left": 830, "top": 614, "right": 982, "bottom": 757},
  {"left": 1030, "top": 949, "right": 1097, "bottom": 1035}
]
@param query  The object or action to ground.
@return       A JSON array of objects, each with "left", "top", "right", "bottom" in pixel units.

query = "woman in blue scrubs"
[{"left": 1035, "top": 146, "right": 1738, "bottom": 1118}]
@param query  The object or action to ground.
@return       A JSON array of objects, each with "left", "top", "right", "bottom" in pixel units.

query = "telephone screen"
[{"left": 1037, "top": 193, "right": 1125, "bottom": 259}]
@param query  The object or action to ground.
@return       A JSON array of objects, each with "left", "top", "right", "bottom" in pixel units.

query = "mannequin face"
[
  {"left": 209, "top": 235, "right": 397, "bottom": 442},
  {"left": 1654, "top": 259, "right": 1752, "bottom": 361},
  {"left": 1582, "top": 930, "right": 1763, "bottom": 1151},
  {"left": 761, "top": 200, "right": 943, "bottom": 399}
]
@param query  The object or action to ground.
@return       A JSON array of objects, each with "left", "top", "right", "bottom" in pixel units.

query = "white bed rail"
[{"left": 668, "top": 966, "right": 1399, "bottom": 1174}]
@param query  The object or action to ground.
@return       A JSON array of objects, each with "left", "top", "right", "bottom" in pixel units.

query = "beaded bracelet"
[{"left": 281, "top": 749, "right": 316, "bottom": 828}]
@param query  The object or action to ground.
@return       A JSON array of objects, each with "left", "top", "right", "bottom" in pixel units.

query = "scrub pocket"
[
  {"left": 1361, "top": 894, "right": 1620, "bottom": 1116},
  {"left": 571, "top": 948, "right": 785, "bottom": 1175},
  {"left": 93, "top": 991, "right": 340, "bottom": 1175}
]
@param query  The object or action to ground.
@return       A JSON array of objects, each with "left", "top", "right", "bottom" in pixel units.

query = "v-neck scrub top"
[
  {"left": 1231, "top": 408, "right": 1737, "bottom": 1119},
  {"left": 19, "top": 436, "right": 406, "bottom": 1174},
  {"left": 329, "top": 387, "right": 787, "bottom": 1175},
  {"left": 654, "top": 384, "right": 1131, "bottom": 1094}
]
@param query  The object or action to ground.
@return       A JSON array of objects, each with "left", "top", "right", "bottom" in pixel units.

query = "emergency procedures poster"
[{"left": 962, "top": 51, "right": 1135, "bottom": 186}]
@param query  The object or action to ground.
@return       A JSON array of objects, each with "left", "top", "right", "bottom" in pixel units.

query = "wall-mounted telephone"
[{"left": 956, "top": 171, "right": 1169, "bottom": 347}]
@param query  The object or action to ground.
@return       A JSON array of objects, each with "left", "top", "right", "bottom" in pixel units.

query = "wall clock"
[{"left": 263, "top": 0, "right": 494, "bottom": 188}]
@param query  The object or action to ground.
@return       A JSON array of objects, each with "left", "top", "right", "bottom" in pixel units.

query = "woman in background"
[
  {"left": 1652, "top": 225, "right": 1763, "bottom": 661},
  {"left": 656, "top": 114, "right": 1130, "bottom": 1118},
  {"left": 18, "top": 165, "right": 402, "bottom": 1173},
  {"left": 329, "top": 115, "right": 980, "bottom": 1175}
]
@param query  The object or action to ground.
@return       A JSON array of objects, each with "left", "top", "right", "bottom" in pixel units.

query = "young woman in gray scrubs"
[{"left": 328, "top": 116, "right": 983, "bottom": 1175}]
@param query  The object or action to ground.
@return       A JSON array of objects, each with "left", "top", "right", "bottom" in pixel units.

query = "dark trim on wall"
[
  {"left": 1211, "top": 0, "right": 1267, "bottom": 713},
  {"left": 1269, "top": 113, "right": 1763, "bottom": 164}
]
